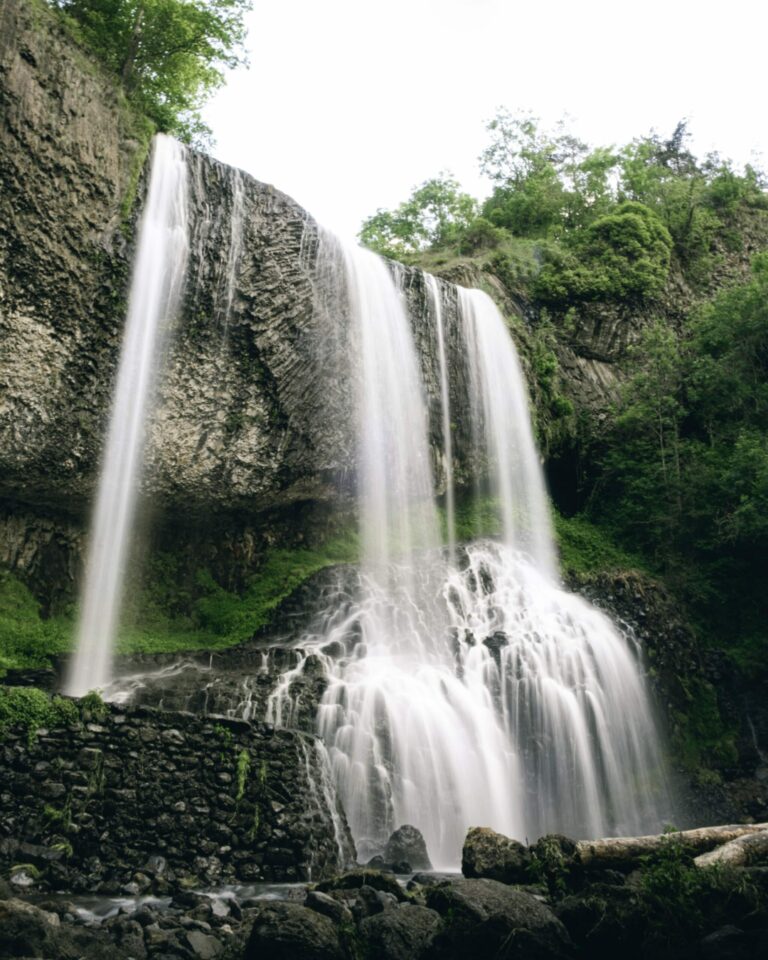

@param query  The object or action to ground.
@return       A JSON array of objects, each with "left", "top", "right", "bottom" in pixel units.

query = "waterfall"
[
  {"left": 341, "top": 241, "right": 440, "bottom": 572},
  {"left": 267, "top": 242, "right": 671, "bottom": 868},
  {"left": 66, "top": 135, "right": 189, "bottom": 697},
  {"left": 459, "top": 287, "right": 557, "bottom": 579}
]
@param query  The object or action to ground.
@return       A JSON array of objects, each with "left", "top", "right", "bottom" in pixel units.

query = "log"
[
  {"left": 575, "top": 823, "right": 768, "bottom": 868},
  {"left": 694, "top": 830, "right": 768, "bottom": 869}
]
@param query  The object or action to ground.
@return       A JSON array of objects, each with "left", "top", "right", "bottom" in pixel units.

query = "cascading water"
[
  {"left": 268, "top": 240, "right": 671, "bottom": 868},
  {"left": 66, "top": 135, "right": 189, "bottom": 697}
]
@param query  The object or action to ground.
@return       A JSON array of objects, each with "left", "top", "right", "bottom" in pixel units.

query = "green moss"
[
  {"left": 671, "top": 677, "right": 738, "bottom": 771},
  {"left": 118, "top": 113, "right": 156, "bottom": 228},
  {"left": 554, "top": 512, "right": 646, "bottom": 576},
  {"left": 235, "top": 748, "right": 250, "bottom": 802},
  {"left": 116, "top": 529, "right": 360, "bottom": 657}
]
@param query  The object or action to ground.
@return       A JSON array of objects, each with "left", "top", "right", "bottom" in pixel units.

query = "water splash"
[
  {"left": 266, "top": 254, "right": 672, "bottom": 867},
  {"left": 66, "top": 135, "right": 189, "bottom": 696}
]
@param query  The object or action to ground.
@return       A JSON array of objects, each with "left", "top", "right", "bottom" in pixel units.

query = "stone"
[
  {"left": 384, "top": 824, "right": 432, "bottom": 871},
  {"left": 304, "top": 889, "right": 353, "bottom": 925},
  {"left": 185, "top": 929, "right": 224, "bottom": 959},
  {"left": 244, "top": 901, "right": 346, "bottom": 960},
  {"left": 360, "top": 904, "right": 443, "bottom": 960},
  {"left": 0, "top": 898, "right": 65, "bottom": 958},
  {"left": 462, "top": 826, "right": 531, "bottom": 883},
  {"left": 426, "top": 878, "right": 572, "bottom": 959},
  {"left": 317, "top": 869, "right": 407, "bottom": 902}
]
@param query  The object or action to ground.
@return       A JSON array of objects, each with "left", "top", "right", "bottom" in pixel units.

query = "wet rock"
[
  {"left": 426, "top": 878, "right": 572, "bottom": 959},
  {"left": 0, "top": 898, "right": 64, "bottom": 958},
  {"left": 700, "top": 925, "right": 768, "bottom": 960},
  {"left": 360, "top": 903, "right": 443, "bottom": 960},
  {"left": 244, "top": 901, "right": 346, "bottom": 960},
  {"left": 185, "top": 929, "right": 224, "bottom": 959},
  {"left": 304, "top": 889, "right": 353, "bottom": 925},
  {"left": 462, "top": 826, "right": 531, "bottom": 884},
  {"left": 384, "top": 824, "right": 432, "bottom": 871},
  {"left": 554, "top": 884, "right": 643, "bottom": 955},
  {"left": 317, "top": 869, "right": 407, "bottom": 902}
]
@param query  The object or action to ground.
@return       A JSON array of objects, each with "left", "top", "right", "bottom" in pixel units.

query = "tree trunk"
[
  {"left": 120, "top": 1, "right": 145, "bottom": 91},
  {"left": 693, "top": 830, "right": 768, "bottom": 869},
  {"left": 575, "top": 824, "right": 768, "bottom": 868}
]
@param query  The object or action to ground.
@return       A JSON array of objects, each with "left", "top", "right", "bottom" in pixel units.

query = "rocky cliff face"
[{"left": 0, "top": 0, "right": 483, "bottom": 607}]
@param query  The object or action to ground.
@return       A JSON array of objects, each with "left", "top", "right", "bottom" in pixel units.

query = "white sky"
[{"left": 203, "top": 0, "right": 767, "bottom": 240}]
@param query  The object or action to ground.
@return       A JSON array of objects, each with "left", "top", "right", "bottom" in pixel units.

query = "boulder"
[
  {"left": 426, "top": 878, "right": 572, "bottom": 959},
  {"left": 0, "top": 897, "right": 89, "bottom": 959},
  {"left": 360, "top": 903, "right": 443, "bottom": 960},
  {"left": 462, "top": 826, "right": 530, "bottom": 883},
  {"left": 384, "top": 825, "right": 432, "bottom": 871},
  {"left": 317, "top": 869, "right": 407, "bottom": 902},
  {"left": 243, "top": 901, "right": 346, "bottom": 960}
]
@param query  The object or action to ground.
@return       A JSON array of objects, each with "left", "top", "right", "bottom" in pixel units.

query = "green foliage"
[
  {"left": 52, "top": 0, "right": 251, "bottom": 143},
  {"left": 0, "top": 569, "right": 71, "bottom": 675},
  {"left": 554, "top": 513, "right": 645, "bottom": 577},
  {"left": 235, "top": 748, "right": 250, "bottom": 802},
  {"left": 457, "top": 217, "right": 507, "bottom": 255},
  {"left": 114, "top": 528, "right": 359, "bottom": 657},
  {"left": 480, "top": 111, "right": 619, "bottom": 237},
  {"left": 0, "top": 687, "right": 79, "bottom": 744},
  {"left": 359, "top": 174, "right": 477, "bottom": 260},
  {"left": 639, "top": 833, "right": 762, "bottom": 949},
  {"left": 671, "top": 678, "right": 738, "bottom": 771},
  {"left": 535, "top": 202, "right": 672, "bottom": 305},
  {"left": 526, "top": 836, "right": 571, "bottom": 896},
  {"left": 79, "top": 690, "right": 108, "bottom": 722},
  {"left": 584, "top": 255, "right": 768, "bottom": 771}
]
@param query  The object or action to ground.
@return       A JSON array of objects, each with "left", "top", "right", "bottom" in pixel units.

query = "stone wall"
[{"left": 0, "top": 702, "right": 355, "bottom": 894}]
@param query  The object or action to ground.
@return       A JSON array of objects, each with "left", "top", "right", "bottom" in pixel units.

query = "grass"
[
  {"left": 0, "top": 503, "right": 647, "bottom": 676},
  {"left": 554, "top": 512, "right": 647, "bottom": 577}
]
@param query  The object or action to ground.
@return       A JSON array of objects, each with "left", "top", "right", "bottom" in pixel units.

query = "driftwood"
[
  {"left": 575, "top": 823, "right": 768, "bottom": 868},
  {"left": 693, "top": 829, "right": 768, "bottom": 869}
]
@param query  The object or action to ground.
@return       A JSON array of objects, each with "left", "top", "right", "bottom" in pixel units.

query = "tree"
[
  {"left": 54, "top": 0, "right": 251, "bottom": 143},
  {"left": 358, "top": 174, "right": 477, "bottom": 260},
  {"left": 479, "top": 111, "right": 620, "bottom": 236},
  {"left": 534, "top": 201, "right": 672, "bottom": 305}
]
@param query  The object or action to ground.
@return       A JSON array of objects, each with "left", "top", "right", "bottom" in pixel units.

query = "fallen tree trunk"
[
  {"left": 693, "top": 830, "right": 768, "bottom": 869},
  {"left": 576, "top": 823, "right": 768, "bottom": 868}
]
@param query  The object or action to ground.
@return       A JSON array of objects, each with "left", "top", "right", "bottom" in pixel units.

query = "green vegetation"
[
  {"left": 638, "top": 833, "right": 762, "bottom": 950},
  {"left": 0, "top": 686, "right": 79, "bottom": 743},
  {"left": 593, "top": 254, "right": 768, "bottom": 671},
  {"left": 553, "top": 513, "right": 645, "bottom": 577},
  {"left": 361, "top": 113, "right": 767, "bottom": 305},
  {"left": 118, "top": 529, "right": 359, "bottom": 655},
  {"left": 235, "top": 747, "right": 250, "bottom": 802},
  {"left": 0, "top": 527, "right": 359, "bottom": 675},
  {"left": 50, "top": 0, "right": 251, "bottom": 143},
  {"left": 0, "top": 570, "right": 71, "bottom": 675},
  {"left": 359, "top": 174, "right": 477, "bottom": 262}
]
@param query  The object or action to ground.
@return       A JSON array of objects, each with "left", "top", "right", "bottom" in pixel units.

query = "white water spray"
[
  {"left": 66, "top": 135, "right": 189, "bottom": 696},
  {"left": 269, "top": 251, "right": 671, "bottom": 867}
]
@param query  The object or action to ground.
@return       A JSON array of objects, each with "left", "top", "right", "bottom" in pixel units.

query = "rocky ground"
[{"left": 2, "top": 823, "right": 768, "bottom": 960}]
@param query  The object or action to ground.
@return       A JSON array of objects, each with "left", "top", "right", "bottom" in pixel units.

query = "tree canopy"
[
  {"left": 358, "top": 174, "right": 477, "bottom": 261},
  {"left": 53, "top": 0, "right": 251, "bottom": 143}
]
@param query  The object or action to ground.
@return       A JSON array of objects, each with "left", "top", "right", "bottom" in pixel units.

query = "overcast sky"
[{"left": 203, "top": 0, "right": 766, "bottom": 240}]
